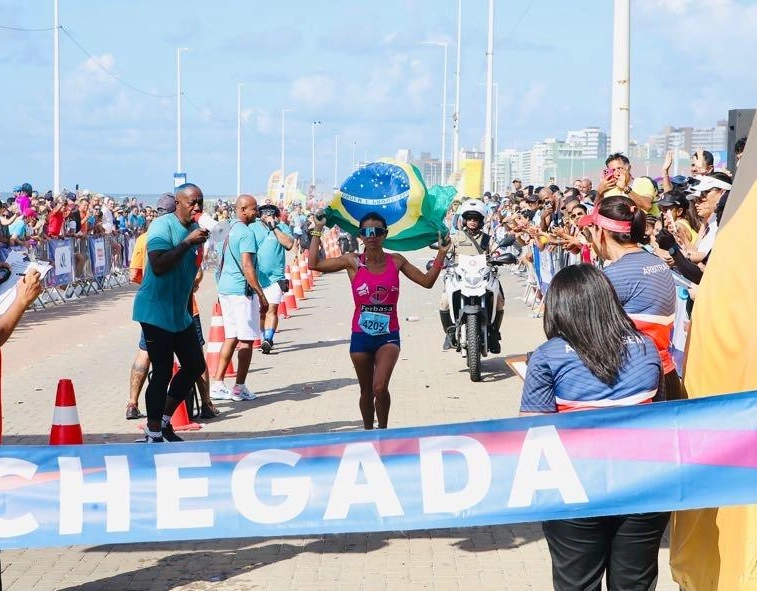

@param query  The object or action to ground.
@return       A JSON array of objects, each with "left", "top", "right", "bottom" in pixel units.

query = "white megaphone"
[{"left": 195, "top": 212, "right": 230, "bottom": 243}]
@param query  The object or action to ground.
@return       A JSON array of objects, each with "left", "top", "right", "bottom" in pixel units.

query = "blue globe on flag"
[
  {"left": 324, "top": 158, "right": 457, "bottom": 251},
  {"left": 339, "top": 162, "right": 411, "bottom": 226}
]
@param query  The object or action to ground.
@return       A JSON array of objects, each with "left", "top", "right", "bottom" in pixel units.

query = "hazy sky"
[{"left": 1, "top": 0, "right": 756, "bottom": 195}]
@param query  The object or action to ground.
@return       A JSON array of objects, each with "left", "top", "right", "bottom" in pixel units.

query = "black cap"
[{"left": 656, "top": 191, "right": 688, "bottom": 210}]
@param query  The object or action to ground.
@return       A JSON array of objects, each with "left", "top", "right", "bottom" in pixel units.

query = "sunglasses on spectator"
[{"left": 358, "top": 227, "right": 387, "bottom": 238}]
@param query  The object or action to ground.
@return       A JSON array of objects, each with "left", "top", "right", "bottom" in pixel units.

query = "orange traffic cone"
[
  {"left": 170, "top": 400, "right": 202, "bottom": 431},
  {"left": 278, "top": 297, "right": 289, "bottom": 319},
  {"left": 291, "top": 262, "right": 306, "bottom": 301},
  {"left": 206, "top": 300, "right": 236, "bottom": 378},
  {"left": 284, "top": 266, "right": 298, "bottom": 310},
  {"left": 50, "top": 379, "right": 83, "bottom": 445},
  {"left": 299, "top": 257, "right": 312, "bottom": 292}
]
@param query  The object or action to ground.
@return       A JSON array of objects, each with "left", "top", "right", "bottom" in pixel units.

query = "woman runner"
[{"left": 308, "top": 212, "right": 450, "bottom": 429}]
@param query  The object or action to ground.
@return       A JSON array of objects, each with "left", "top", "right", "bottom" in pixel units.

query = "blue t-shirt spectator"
[
  {"left": 132, "top": 214, "right": 200, "bottom": 332},
  {"left": 216, "top": 219, "right": 259, "bottom": 295},
  {"left": 8, "top": 218, "right": 27, "bottom": 241},
  {"left": 520, "top": 334, "right": 661, "bottom": 413},
  {"left": 249, "top": 220, "right": 292, "bottom": 288}
]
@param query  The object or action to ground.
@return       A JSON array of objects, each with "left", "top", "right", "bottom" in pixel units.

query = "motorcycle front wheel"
[{"left": 466, "top": 313, "right": 482, "bottom": 382}]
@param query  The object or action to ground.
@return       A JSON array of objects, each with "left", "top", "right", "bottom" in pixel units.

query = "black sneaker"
[
  {"left": 125, "top": 404, "right": 143, "bottom": 420},
  {"left": 261, "top": 339, "right": 273, "bottom": 354},
  {"left": 161, "top": 423, "right": 184, "bottom": 442},
  {"left": 199, "top": 403, "right": 220, "bottom": 419},
  {"left": 143, "top": 427, "right": 165, "bottom": 443}
]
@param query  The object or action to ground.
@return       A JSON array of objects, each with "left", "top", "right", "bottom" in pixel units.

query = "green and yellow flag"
[{"left": 324, "top": 159, "right": 456, "bottom": 251}]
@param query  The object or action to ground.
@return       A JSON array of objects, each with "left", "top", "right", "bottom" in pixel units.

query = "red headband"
[{"left": 577, "top": 210, "right": 632, "bottom": 233}]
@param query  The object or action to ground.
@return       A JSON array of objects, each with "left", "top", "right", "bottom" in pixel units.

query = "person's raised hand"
[
  {"left": 314, "top": 209, "right": 327, "bottom": 231},
  {"left": 655, "top": 228, "right": 676, "bottom": 251},
  {"left": 18, "top": 268, "right": 43, "bottom": 307},
  {"left": 437, "top": 232, "right": 452, "bottom": 256},
  {"left": 663, "top": 150, "right": 673, "bottom": 173}
]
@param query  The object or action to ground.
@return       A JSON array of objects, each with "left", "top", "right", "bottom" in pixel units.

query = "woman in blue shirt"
[{"left": 520, "top": 264, "right": 668, "bottom": 591}]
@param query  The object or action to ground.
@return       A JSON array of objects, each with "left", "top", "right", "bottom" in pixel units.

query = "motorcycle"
[
  {"left": 441, "top": 252, "right": 516, "bottom": 382},
  {"left": 338, "top": 231, "right": 358, "bottom": 254}
]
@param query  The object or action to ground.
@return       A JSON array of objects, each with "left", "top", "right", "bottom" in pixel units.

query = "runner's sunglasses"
[{"left": 358, "top": 227, "right": 387, "bottom": 238}]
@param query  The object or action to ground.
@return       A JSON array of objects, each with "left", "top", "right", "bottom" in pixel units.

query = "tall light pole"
[
  {"left": 483, "top": 0, "right": 495, "bottom": 193},
  {"left": 422, "top": 41, "right": 448, "bottom": 185},
  {"left": 610, "top": 0, "right": 630, "bottom": 155},
  {"left": 311, "top": 120, "right": 322, "bottom": 195},
  {"left": 236, "top": 83, "right": 245, "bottom": 197},
  {"left": 176, "top": 47, "right": 189, "bottom": 176},
  {"left": 334, "top": 134, "right": 340, "bottom": 189},
  {"left": 280, "top": 108, "right": 292, "bottom": 200},
  {"left": 53, "top": 0, "right": 60, "bottom": 196},
  {"left": 479, "top": 81, "right": 499, "bottom": 192},
  {"left": 453, "top": 0, "right": 462, "bottom": 174}
]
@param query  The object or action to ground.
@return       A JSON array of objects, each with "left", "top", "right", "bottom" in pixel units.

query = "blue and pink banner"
[{"left": 1, "top": 391, "right": 757, "bottom": 549}]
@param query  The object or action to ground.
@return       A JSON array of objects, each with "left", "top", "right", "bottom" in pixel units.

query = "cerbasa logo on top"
[{"left": 2, "top": 391, "right": 757, "bottom": 548}]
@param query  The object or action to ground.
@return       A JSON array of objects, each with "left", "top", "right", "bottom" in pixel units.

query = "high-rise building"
[
  {"left": 692, "top": 120, "right": 727, "bottom": 152},
  {"left": 565, "top": 127, "right": 609, "bottom": 159}
]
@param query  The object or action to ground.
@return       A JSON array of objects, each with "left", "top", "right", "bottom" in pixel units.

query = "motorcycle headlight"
[{"left": 464, "top": 274, "right": 480, "bottom": 285}]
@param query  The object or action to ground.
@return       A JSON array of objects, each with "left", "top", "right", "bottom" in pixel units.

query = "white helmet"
[{"left": 459, "top": 199, "right": 486, "bottom": 220}]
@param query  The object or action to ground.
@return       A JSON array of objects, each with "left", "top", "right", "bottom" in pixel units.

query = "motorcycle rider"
[{"left": 439, "top": 198, "right": 505, "bottom": 353}]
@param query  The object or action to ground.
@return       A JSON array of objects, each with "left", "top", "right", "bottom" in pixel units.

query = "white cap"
[{"left": 687, "top": 175, "right": 732, "bottom": 198}]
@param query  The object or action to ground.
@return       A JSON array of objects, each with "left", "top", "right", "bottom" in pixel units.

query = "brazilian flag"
[{"left": 324, "top": 159, "right": 456, "bottom": 251}]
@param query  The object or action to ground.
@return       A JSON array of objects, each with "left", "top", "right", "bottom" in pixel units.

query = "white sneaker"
[
  {"left": 210, "top": 382, "right": 231, "bottom": 400},
  {"left": 231, "top": 384, "right": 257, "bottom": 401}
]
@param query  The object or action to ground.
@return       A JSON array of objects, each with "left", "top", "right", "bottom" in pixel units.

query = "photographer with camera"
[{"left": 250, "top": 203, "right": 294, "bottom": 354}]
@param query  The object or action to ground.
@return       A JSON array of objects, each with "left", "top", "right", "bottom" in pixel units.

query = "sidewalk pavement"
[{"left": 0, "top": 252, "right": 677, "bottom": 590}]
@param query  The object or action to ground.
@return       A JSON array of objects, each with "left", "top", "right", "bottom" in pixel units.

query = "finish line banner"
[{"left": 2, "top": 391, "right": 757, "bottom": 549}]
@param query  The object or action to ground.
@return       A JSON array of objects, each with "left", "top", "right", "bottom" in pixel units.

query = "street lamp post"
[
  {"left": 453, "top": 0, "right": 462, "bottom": 174},
  {"left": 236, "top": 82, "right": 244, "bottom": 197},
  {"left": 280, "top": 108, "right": 292, "bottom": 200},
  {"left": 483, "top": 0, "right": 495, "bottom": 193},
  {"left": 311, "top": 121, "right": 322, "bottom": 196},
  {"left": 176, "top": 47, "right": 189, "bottom": 176},
  {"left": 53, "top": 0, "right": 60, "bottom": 197},
  {"left": 422, "top": 41, "right": 448, "bottom": 185},
  {"left": 479, "top": 81, "right": 499, "bottom": 192}
]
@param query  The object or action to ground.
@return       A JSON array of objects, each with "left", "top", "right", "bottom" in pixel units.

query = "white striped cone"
[
  {"left": 50, "top": 379, "right": 83, "bottom": 445},
  {"left": 206, "top": 300, "right": 236, "bottom": 378}
]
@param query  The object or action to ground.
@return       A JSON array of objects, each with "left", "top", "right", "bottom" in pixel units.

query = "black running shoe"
[
  {"left": 143, "top": 427, "right": 165, "bottom": 443},
  {"left": 261, "top": 339, "right": 273, "bottom": 354},
  {"left": 161, "top": 423, "right": 184, "bottom": 442}
]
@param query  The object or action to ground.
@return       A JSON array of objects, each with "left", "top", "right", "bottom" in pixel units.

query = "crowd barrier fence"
[{"left": 0, "top": 232, "right": 136, "bottom": 308}]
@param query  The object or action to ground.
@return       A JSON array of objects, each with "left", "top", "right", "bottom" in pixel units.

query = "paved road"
[{"left": 0, "top": 253, "right": 677, "bottom": 590}]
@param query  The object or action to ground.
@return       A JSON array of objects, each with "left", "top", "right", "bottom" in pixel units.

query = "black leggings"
[{"left": 140, "top": 322, "right": 206, "bottom": 422}]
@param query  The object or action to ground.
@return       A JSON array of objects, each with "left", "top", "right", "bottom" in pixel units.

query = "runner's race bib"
[{"left": 358, "top": 311, "right": 390, "bottom": 336}]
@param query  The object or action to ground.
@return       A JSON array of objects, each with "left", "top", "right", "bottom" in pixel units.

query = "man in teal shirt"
[
  {"left": 132, "top": 183, "right": 208, "bottom": 443},
  {"left": 210, "top": 194, "right": 268, "bottom": 402},
  {"left": 250, "top": 203, "right": 294, "bottom": 353}
]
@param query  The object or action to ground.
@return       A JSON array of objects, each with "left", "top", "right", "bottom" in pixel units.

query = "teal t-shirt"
[
  {"left": 216, "top": 218, "right": 258, "bottom": 295},
  {"left": 132, "top": 215, "right": 200, "bottom": 332},
  {"left": 249, "top": 220, "right": 291, "bottom": 288}
]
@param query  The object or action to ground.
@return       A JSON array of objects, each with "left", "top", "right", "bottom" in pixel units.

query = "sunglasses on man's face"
[{"left": 358, "top": 226, "right": 387, "bottom": 238}]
